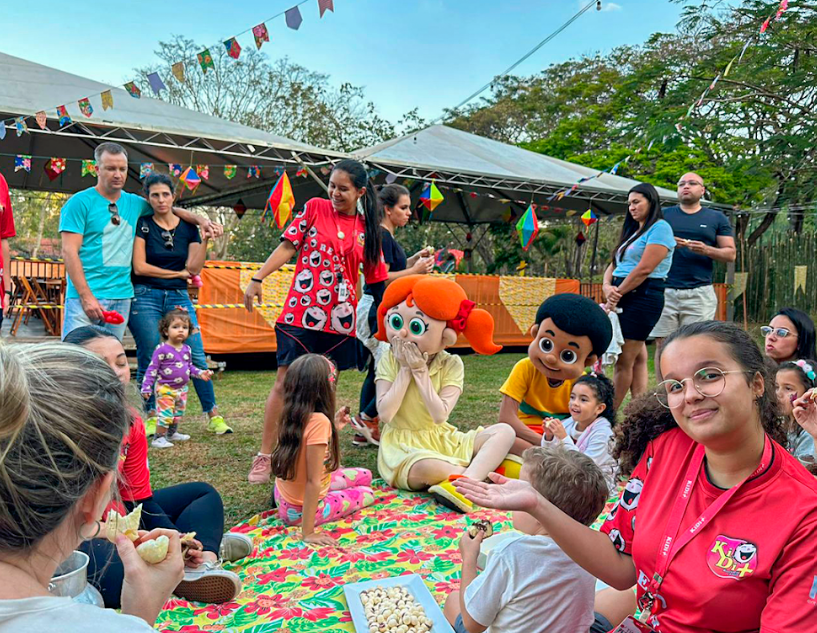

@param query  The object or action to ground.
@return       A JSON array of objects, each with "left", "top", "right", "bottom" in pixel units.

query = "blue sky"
[{"left": 1, "top": 0, "right": 685, "bottom": 122}]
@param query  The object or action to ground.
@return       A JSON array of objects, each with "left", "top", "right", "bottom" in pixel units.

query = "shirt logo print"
[{"left": 706, "top": 535, "right": 758, "bottom": 580}]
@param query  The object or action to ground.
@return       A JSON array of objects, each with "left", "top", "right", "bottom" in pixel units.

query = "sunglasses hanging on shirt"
[{"left": 108, "top": 203, "right": 121, "bottom": 226}]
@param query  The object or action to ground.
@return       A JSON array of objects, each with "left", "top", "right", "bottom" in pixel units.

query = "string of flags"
[{"left": 0, "top": 0, "right": 336, "bottom": 135}]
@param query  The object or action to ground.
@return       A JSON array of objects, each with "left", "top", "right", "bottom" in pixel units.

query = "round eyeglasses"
[
  {"left": 655, "top": 367, "right": 749, "bottom": 409},
  {"left": 761, "top": 326, "right": 796, "bottom": 339}
]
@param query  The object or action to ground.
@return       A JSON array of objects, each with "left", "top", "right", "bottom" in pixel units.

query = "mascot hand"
[{"left": 402, "top": 341, "right": 429, "bottom": 371}]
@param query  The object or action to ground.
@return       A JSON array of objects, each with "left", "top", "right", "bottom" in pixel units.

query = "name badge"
[{"left": 611, "top": 615, "right": 657, "bottom": 633}]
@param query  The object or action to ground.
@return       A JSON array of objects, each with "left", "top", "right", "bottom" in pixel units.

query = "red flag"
[{"left": 318, "top": 0, "right": 334, "bottom": 18}]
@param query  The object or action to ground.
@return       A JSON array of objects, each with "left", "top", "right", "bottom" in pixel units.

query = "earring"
[
  {"left": 81, "top": 520, "right": 102, "bottom": 541},
  {"left": 356, "top": 199, "right": 365, "bottom": 215}
]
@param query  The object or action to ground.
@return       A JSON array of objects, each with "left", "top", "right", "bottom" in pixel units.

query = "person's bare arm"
[
  {"left": 132, "top": 238, "right": 190, "bottom": 279},
  {"left": 498, "top": 395, "right": 542, "bottom": 445},
  {"left": 243, "top": 241, "right": 297, "bottom": 311},
  {"left": 615, "top": 244, "right": 669, "bottom": 295},
  {"left": 61, "top": 231, "right": 104, "bottom": 321},
  {"left": 171, "top": 208, "right": 222, "bottom": 239},
  {"left": 301, "top": 443, "right": 336, "bottom": 545},
  {"left": 185, "top": 235, "right": 208, "bottom": 276}
]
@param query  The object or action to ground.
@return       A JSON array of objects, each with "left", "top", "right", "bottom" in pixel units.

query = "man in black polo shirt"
[{"left": 651, "top": 172, "right": 736, "bottom": 380}]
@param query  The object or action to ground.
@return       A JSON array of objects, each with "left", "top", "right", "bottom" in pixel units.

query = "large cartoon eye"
[
  {"left": 539, "top": 337, "right": 554, "bottom": 354},
  {"left": 408, "top": 318, "right": 427, "bottom": 336},
  {"left": 388, "top": 314, "right": 404, "bottom": 331},
  {"left": 560, "top": 349, "right": 578, "bottom": 364}
]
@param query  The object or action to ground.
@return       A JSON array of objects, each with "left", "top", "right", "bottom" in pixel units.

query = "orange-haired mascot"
[{"left": 374, "top": 275, "right": 519, "bottom": 512}]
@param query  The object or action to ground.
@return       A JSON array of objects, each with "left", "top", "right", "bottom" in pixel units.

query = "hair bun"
[{"left": 0, "top": 346, "right": 31, "bottom": 442}]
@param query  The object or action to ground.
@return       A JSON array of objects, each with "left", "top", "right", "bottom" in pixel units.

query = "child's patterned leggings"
[
  {"left": 274, "top": 467, "right": 375, "bottom": 526},
  {"left": 156, "top": 384, "right": 188, "bottom": 430}
]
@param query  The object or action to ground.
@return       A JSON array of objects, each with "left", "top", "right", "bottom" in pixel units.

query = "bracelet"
[{"left": 251, "top": 277, "right": 264, "bottom": 284}]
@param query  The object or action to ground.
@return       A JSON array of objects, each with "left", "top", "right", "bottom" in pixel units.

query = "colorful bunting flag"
[
  {"left": 420, "top": 181, "right": 444, "bottom": 212},
  {"left": 101, "top": 90, "right": 114, "bottom": 110},
  {"left": 760, "top": 18, "right": 770, "bottom": 34},
  {"left": 35, "top": 111, "right": 47, "bottom": 130},
  {"left": 794, "top": 265, "right": 807, "bottom": 293},
  {"left": 81, "top": 160, "right": 98, "bottom": 177},
  {"left": 14, "top": 117, "right": 27, "bottom": 137},
  {"left": 318, "top": 0, "right": 334, "bottom": 18},
  {"left": 252, "top": 23, "right": 270, "bottom": 49},
  {"left": 180, "top": 166, "right": 201, "bottom": 192},
  {"left": 78, "top": 97, "right": 93, "bottom": 118},
  {"left": 581, "top": 210, "right": 598, "bottom": 227},
  {"left": 140, "top": 163, "right": 154, "bottom": 179},
  {"left": 515, "top": 205, "right": 539, "bottom": 251},
  {"left": 169, "top": 164, "right": 183, "bottom": 177},
  {"left": 224, "top": 165, "right": 237, "bottom": 179},
  {"left": 610, "top": 162, "right": 621, "bottom": 175},
  {"left": 776, "top": 0, "right": 788, "bottom": 19},
  {"left": 147, "top": 72, "right": 166, "bottom": 95},
  {"left": 14, "top": 155, "right": 31, "bottom": 172},
  {"left": 296, "top": 167, "right": 308, "bottom": 178},
  {"left": 57, "top": 105, "right": 71, "bottom": 127},
  {"left": 197, "top": 49, "right": 215, "bottom": 74},
  {"left": 385, "top": 172, "right": 398, "bottom": 184},
  {"left": 233, "top": 198, "right": 247, "bottom": 219},
  {"left": 44, "top": 158, "right": 66, "bottom": 181},
  {"left": 224, "top": 37, "right": 241, "bottom": 60},
  {"left": 196, "top": 165, "right": 210, "bottom": 180},
  {"left": 172, "top": 62, "right": 185, "bottom": 83},
  {"left": 285, "top": 6, "right": 303, "bottom": 30},
  {"left": 247, "top": 165, "right": 261, "bottom": 179},
  {"left": 124, "top": 82, "right": 141, "bottom": 99},
  {"left": 263, "top": 171, "right": 296, "bottom": 228}
]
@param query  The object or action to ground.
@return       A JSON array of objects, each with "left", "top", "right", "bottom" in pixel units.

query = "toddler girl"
[
  {"left": 775, "top": 359, "right": 817, "bottom": 460},
  {"left": 271, "top": 354, "right": 375, "bottom": 545},
  {"left": 542, "top": 372, "right": 618, "bottom": 492},
  {"left": 141, "top": 308, "right": 212, "bottom": 448}
]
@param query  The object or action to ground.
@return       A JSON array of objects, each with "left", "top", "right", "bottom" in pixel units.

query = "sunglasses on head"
[{"left": 108, "top": 203, "right": 121, "bottom": 226}]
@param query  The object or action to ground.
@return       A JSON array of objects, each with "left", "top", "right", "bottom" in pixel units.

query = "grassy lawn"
[{"left": 149, "top": 347, "right": 658, "bottom": 526}]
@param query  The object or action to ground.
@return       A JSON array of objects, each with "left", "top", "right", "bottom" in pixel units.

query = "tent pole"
[{"left": 290, "top": 151, "right": 330, "bottom": 194}]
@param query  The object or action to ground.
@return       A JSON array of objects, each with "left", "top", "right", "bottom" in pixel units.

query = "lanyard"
[
  {"left": 330, "top": 206, "right": 360, "bottom": 303},
  {"left": 576, "top": 418, "right": 602, "bottom": 452},
  {"left": 639, "top": 435, "right": 772, "bottom": 620}
]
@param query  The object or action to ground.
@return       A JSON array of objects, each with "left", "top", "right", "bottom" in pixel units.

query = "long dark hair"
[
  {"left": 332, "top": 159, "right": 381, "bottom": 268},
  {"left": 574, "top": 372, "right": 617, "bottom": 427},
  {"left": 612, "top": 390, "right": 675, "bottom": 477},
  {"left": 776, "top": 359, "right": 817, "bottom": 435},
  {"left": 612, "top": 182, "right": 663, "bottom": 267},
  {"left": 270, "top": 354, "right": 340, "bottom": 481},
  {"left": 378, "top": 184, "right": 410, "bottom": 210},
  {"left": 774, "top": 307, "right": 817, "bottom": 361}
]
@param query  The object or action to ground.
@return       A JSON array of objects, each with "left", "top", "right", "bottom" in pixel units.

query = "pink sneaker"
[{"left": 248, "top": 453, "right": 271, "bottom": 484}]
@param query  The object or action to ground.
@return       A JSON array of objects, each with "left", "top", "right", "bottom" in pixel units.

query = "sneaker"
[
  {"left": 352, "top": 434, "right": 369, "bottom": 447},
  {"left": 168, "top": 431, "right": 191, "bottom": 442},
  {"left": 350, "top": 415, "right": 380, "bottom": 446},
  {"left": 151, "top": 436, "right": 174, "bottom": 449},
  {"left": 174, "top": 561, "right": 242, "bottom": 604},
  {"left": 144, "top": 416, "right": 157, "bottom": 438},
  {"left": 428, "top": 479, "right": 474, "bottom": 514},
  {"left": 248, "top": 453, "right": 271, "bottom": 485},
  {"left": 219, "top": 532, "right": 253, "bottom": 562},
  {"left": 207, "top": 415, "right": 233, "bottom": 435}
]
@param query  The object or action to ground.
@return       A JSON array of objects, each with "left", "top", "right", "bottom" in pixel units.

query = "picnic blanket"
[{"left": 155, "top": 481, "right": 618, "bottom": 633}]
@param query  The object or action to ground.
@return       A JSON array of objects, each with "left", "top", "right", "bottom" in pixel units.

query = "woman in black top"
[
  {"left": 351, "top": 184, "right": 434, "bottom": 446},
  {"left": 128, "top": 173, "right": 231, "bottom": 441}
]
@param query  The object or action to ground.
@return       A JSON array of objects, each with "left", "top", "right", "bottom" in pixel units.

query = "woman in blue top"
[{"left": 603, "top": 183, "right": 674, "bottom": 409}]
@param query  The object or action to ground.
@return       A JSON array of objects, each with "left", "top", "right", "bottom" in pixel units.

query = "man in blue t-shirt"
[
  {"left": 651, "top": 172, "right": 736, "bottom": 379},
  {"left": 60, "top": 142, "right": 220, "bottom": 340}
]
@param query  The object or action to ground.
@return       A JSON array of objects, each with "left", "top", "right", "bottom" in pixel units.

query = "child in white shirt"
[
  {"left": 542, "top": 372, "right": 618, "bottom": 493},
  {"left": 443, "top": 446, "right": 608, "bottom": 633}
]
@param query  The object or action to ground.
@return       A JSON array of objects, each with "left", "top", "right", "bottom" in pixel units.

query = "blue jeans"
[
  {"left": 128, "top": 285, "right": 217, "bottom": 415},
  {"left": 62, "top": 297, "right": 132, "bottom": 341}
]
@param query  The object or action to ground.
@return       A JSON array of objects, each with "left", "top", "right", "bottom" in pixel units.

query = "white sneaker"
[
  {"left": 151, "top": 436, "right": 174, "bottom": 449},
  {"left": 168, "top": 432, "right": 191, "bottom": 442}
]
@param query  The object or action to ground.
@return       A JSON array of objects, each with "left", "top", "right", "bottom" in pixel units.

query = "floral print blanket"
[{"left": 156, "top": 481, "right": 617, "bottom": 633}]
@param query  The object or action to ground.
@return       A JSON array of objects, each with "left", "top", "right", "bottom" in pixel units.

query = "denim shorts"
[{"left": 62, "top": 297, "right": 132, "bottom": 341}]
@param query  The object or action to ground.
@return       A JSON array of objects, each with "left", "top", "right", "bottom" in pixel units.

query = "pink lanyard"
[
  {"left": 576, "top": 419, "right": 600, "bottom": 452},
  {"left": 638, "top": 435, "right": 772, "bottom": 621}
]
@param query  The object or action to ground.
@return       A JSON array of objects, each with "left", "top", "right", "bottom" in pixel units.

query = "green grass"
[{"left": 149, "top": 347, "right": 658, "bottom": 526}]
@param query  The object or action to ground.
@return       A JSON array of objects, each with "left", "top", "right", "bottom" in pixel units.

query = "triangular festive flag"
[
  {"left": 35, "top": 111, "right": 47, "bottom": 129},
  {"left": 263, "top": 171, "right": 296, "bottom": 228},
  {"left": 101, "top": 90, "right": 114, "bottom": 110},
  {"left": 78, "top": 97, "right": 93, "bottom": 118},
  {"left": 169, "top": 164, "right": 183, "bottom": 177},
  {"left": 224, "top": 165, "right": 237, "bottom": 179},
  {"left": 247, "top": 165, "right": 261, "bottom": 179},
  {"left": 57, "top": 105, "right": 71, "bottom": 127},
  {"left": 81, "top": 160, "right": 98, "bottom": 177},
  {"left": 44, "top": 158, "right": 66, "bottom": 181},
  {"left": 124, "top": 82, "right": 141, "bottom": 98},
  {"left": 385, "top": 172, "right": 398, "bottom": 184},
  {"left": 180, "top": 167, "right": 201, "bottom": 193},
  {"left": 575, "top": 231, "right": 586, "bottom": 246},
  {"left": 794, "top": 265, "right": 808, "bottom": 293},
  {"left": 420, "top": 181, "right": 444, "bottom": 212},
  {"left": 581, "top": 210, "right": 598, "bottom": 227},
  {"left": 318, "top": 0, "right": 334, "bottom": 18},
  {"left": 14, "top": 117, "right": 28, "bottom": 136},
  {"left": 224, "top": 37, "right": 241, "bottom": 59},
  {"left": 776, "top": 0, "right": 788, "bottom": 19},
  {"left": 196, "top": 165, "right": 210, "bottom": 181},
  {"left": 566, "top": 209, "right": 578, "bottom": 217},
  {"left": 760, "top": 18, "right": 770, "bottom": 34},
  {"left": 252, "top": 23, "right": 270, "bottom": 49},
  {"left": 140, "top": 163, "right": 154, "bottom": 179},
  {"left": 171, "top": 62, "right": 185, "bottom": 83},
  {"left": 233, "top": 198, "right": 247, "bottom": 220},
  {"left": 296, "top": 167, "right": 308, "bottom": 178},
  {"left": 147, "top": 72, "right": 167, "bottom": 95},
  {"left": 197, "top": 49, "right": 215, "bottom": 74},
  {"left": 515, "top": 205, "right": 539, "bottom": 251},
  {"left": 14, "top": 155, "right": 31, "bottom": 172},
  {"left": 286, "top": 6, "right": 303, "bottom": 29}
]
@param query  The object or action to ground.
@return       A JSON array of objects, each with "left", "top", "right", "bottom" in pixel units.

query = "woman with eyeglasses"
[
  {"left": 128, "top": 172, "right": 232, "bottom": 439},
  {"left": 763, "top": 307, "right": 817, "bottom": 364},
  {"left": 454, "top": 321, "right": 817, "bottom": 633}
]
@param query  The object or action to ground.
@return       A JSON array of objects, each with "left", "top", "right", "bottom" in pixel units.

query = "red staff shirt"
[
  {"left": 601, "top": 427, "right": 817, "bottom": 633},
  {"left": 118, "top": 413, "right": 153, "bottom": 503},
  {"left": 277, "top": 198, "right": 387, "bottom": 336},
  {"left": 0, "top": 172, "right": 16, "bottom": 311}
]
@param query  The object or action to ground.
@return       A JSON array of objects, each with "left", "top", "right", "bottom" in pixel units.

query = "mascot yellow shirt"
[{"left": 500, "top": 358, "right": 573, "bottom": 426}]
